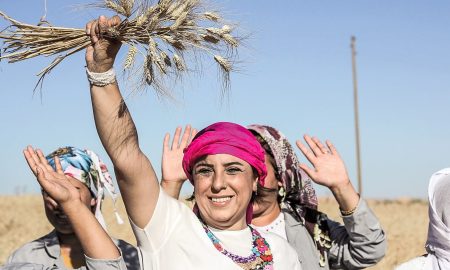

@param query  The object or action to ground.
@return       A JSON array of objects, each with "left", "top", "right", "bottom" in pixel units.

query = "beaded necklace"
[{"left": 200, "top": 221, "right": 274, "bottom": 270}]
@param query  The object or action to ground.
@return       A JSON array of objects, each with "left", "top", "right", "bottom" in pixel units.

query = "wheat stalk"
[{"left": 0, "top": 0, "right": 242, "bottom": 96}]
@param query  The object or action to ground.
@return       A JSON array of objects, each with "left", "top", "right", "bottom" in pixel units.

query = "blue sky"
[{"left": 1, "top": 1, "right": 449, "bottom": 198}]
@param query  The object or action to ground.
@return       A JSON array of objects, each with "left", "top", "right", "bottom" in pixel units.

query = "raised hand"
[
  {"left": 296, "top": 135, "right": 350, "bottom": 190},
  {"left": 161, "top": 125, "right": 197, "bottom": 199},
  {"left": 85, "top": 15, "right": 122, "bottom": 73},
  {"left": 23, "top": 146, "right": 81, "bottom": 207},
  {"left": 296, "top": 135, "right": 359, "bottom": 211}
]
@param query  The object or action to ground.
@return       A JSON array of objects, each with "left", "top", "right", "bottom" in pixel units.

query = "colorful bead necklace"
[{"left": 200, "top": 221, "right": 274, "bottom": 270}]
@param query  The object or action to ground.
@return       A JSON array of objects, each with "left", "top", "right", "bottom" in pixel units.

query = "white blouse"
[{"left": 131, "top": 189, "right": 301, "bottom": 270}]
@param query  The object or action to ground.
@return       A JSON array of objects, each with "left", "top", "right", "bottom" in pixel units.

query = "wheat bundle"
[{"left": 0, "top": 0, "right": 241, "bottom": 95}]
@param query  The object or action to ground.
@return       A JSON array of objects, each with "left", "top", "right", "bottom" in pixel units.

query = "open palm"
[
  {"left": 162, "top": 125, "right": 197, "bottom": 183},
  {"left": 24, "top": 146, "right": 81, "bottom": 205},
  {"left": 296, "top": 135, "right": 350, "bottom": 190}
]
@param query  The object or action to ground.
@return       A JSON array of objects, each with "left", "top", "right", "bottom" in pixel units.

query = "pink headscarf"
[{"left": 182, "top": 122, "right": 267, "bottom": 224}]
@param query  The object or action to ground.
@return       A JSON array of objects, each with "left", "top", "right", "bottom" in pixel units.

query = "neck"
[
  {"left": 57, "top": 231, "right": 82, "bottom": 249},
  {"left": 252, "top": 201, "right": 281, "bottom": 227}
]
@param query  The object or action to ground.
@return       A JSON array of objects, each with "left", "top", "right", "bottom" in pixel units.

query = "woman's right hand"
[
  {"left": 85, "top": 15, "right": 122, "bottom": 73},
  {"left": 161, "top": 125, "right": 197, "bottom": 198},
  {"left": 23, "top": 146, "right": 81, "bottom": 208}
]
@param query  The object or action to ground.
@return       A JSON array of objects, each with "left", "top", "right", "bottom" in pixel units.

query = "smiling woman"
[{"left": 83, "top": 14, "right": 301, "bottom": 270}]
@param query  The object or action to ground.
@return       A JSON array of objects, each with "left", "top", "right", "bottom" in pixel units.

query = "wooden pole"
[{"left": 351, "top": 36, "right": 363, "bottom": 195}]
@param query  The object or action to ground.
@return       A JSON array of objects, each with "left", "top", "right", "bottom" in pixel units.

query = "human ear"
[{"left": 252, "top": 177, "right": 259, "bottom": 192}]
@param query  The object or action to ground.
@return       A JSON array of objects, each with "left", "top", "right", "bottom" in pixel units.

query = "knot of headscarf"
[
  {"left": 425, "top": 167, "right": 450, "bottom": 269},
  {"left": 46, "top": 146, "right": 123, "bottom": 230},
  {"left": 182, "top": 122, "right": 267, "bottom": 224},
  {"left": 183, "top": 122, "right": 267, "bottom": 186}
]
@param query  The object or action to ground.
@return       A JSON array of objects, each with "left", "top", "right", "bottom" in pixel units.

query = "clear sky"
[{"left": 1, "top": 1, "right": 449, "bottom": 198}]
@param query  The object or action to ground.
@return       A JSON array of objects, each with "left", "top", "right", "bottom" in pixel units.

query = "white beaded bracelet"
[{"left": 86, "top": 67, "right": 117, "bottom": 87}]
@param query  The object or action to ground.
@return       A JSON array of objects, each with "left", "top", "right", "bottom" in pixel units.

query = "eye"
[
  {"left": 226, "top": 167, "right": 242, "bottom": 175},
  {"left": 195, "top": 167, "right": 213, "bottom": 176}
]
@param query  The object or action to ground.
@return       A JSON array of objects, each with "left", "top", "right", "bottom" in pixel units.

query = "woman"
[
  {"left": 84, "top": 16, "right": 301, "bottom": 269},
  {"left": 161, "top": 125, "right": 387, "bottom": 269},
  {"left": 395, "top": 168, "right": 450, "bottom": 270},
  {"left": 4, "top": 147, "right": 129, "bottom": 270}
]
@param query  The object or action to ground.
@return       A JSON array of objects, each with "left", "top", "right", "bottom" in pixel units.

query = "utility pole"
[{"left": 351, "top": 36, "right": 363, "bottom": 195}]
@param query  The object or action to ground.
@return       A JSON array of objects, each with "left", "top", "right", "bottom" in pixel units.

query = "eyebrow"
[{"left": 194, "top": 161, "right": 244, "bottom": 168}]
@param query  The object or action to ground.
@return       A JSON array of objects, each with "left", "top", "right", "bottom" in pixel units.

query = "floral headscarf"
[{"left": 46, "top": 146, "right": 123, "bottom": 229}]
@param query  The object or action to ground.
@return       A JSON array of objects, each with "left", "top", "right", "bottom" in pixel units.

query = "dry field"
[{"left": 0, "top": 195, "right": 428, "bottom": 269}]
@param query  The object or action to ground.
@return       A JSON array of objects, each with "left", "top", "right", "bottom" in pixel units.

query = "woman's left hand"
[{"left": 296, "top": 135, "right": 350, "bottom": 191}]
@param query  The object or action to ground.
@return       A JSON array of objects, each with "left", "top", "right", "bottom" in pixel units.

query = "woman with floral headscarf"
[
  {"left": 161, "top": 125, "right": 387, "bottom": 269},
  {"left": 82, "top": 16, "right": 301, "bottom": 270},
  {"left": 396, "top": 168, "right": 450, "bottom": 270},
  {"left": 4, "top": 147, "right": 139, "bottom": 270}
]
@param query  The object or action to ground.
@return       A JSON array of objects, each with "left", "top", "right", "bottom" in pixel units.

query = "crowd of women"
[{"left": 1, "top": 15, "right": 448, "bottom": 270}]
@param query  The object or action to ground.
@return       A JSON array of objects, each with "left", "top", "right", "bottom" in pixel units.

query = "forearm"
[
  {"left": 63, "top": 202, "right": 120, "bottom": 260},
  {"left": 160, "top": 179, "right": 184, "bottom": 199},
  {"left": 330, "top": 180, "right": 360, "bottom": 213},
  {"left": 328, "top": 199, "right": 387, "bottom": 268}
]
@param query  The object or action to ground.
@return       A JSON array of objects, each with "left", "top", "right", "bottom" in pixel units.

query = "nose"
[{"left": 211, "top": 171, "right": 227, "bottom": 192}]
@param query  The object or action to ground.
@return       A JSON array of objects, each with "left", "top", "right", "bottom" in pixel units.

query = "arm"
[
  {"left": 160, "top": 125, "right": 197, "bottom": 199},
  {"left": 296, "top": 135, "right": 386, "bottom": 267},
  {"left": 85, "top": 16, "right": 159, "bottom": 228},
  {"left": 23, "top": 146, "right": 121, "bottom": 261}
]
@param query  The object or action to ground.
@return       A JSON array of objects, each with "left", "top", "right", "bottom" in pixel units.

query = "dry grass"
[
  {"left": 0, "top": 0, "right": 241, "bottom": 95},
  {"left": 0, "top": 195, "right": 428, "bottom": 269}
]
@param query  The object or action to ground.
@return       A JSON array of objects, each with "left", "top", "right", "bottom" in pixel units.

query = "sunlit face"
[
  {"left": 43, "top": 177, "right": 96, "bottom": 234},
  {"left": 252, "top": 153, "right": 282, "bottom": 216},
  {"left": 193, "top": 154, "right": 258, "bottom": 230}
]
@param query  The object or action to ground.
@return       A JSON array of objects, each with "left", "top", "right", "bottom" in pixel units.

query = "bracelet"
[
  {"left": 340, "top": 205, "right": 357, "bottom": 216},
  {"left": 86, "top": 67, "right": 116, "bottom": 86}
]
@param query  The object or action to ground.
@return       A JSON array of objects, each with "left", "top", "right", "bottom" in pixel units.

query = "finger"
[
  {"left": 36, "top": 149, "right": 54, "bottom": 172},
  {"left": 189, "top": 128, "right": 198, "bottom": 144},
  {"left": 26, "top": 146, "right": 41, "bottom": 168},
  {"left": 110, "top": 15, "right": 121, "bottom": 30},
  {"left": 312, "top": 137, "right": 330, "bottom": 154},
  {"left": 304, "top": 135, "right": 323, "bottom": 157},
  {"left": 23, "top": 148, "right": 38, "bottom": 176},
  {"left": 86, "top": 20, "right": 94, "bottom": 36},
  {"left": 299, "top": 163, "right": 317, "bottom": 180},
  {"left": 54, "top": 156, "right": 64, "bottom": 175},
  {"left": 179, "top": 125, "right": 192, "bottom": 148},
  {"left": 163, "top": 133, "right": 170, "bottom": 153},
  {"left": 326, "top": 140, "right": 339, "bottom": 156},
  {"left": 296, "top": 140, "right": 317, "bottom": 164},
  {"left": 98, "top": 15, "right": 108, "bottom": 39},
  {"left": 171, "top": 126, "right": 182, "bottom": 150},
  {"left": 90, "top": 20, "right": 99, "bottom": 44}
]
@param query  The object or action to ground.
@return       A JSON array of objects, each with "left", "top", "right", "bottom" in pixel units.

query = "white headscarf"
[{"left": 425, "top": 168, "right": 450, "bottom": 269}]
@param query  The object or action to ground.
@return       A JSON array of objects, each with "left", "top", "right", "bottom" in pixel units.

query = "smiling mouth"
[{"left": 209, "top": 196, "right": 234, "bottom": 205}]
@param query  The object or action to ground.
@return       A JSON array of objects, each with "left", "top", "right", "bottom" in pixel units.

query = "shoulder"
[{"left": 7, "top": 233, "right": 53, "bottom": 263}]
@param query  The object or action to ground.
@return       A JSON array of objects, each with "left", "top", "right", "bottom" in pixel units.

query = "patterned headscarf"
[
  {"left": 248, "top": 125, "right": 331, "bottom": 267},
  {"left": 247, "top": 125, "right": 318, "bottom": 211},
  {"left": 46, "top": 146, "right": 123, "bottom": 230},
  {"left": 182, "top": 122, "right": 267, "bottom": 224}
]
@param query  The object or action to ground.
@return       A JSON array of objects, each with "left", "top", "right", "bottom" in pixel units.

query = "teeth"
[{"left": 211, "top": 197, "right": 231, "bottom": 203}]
